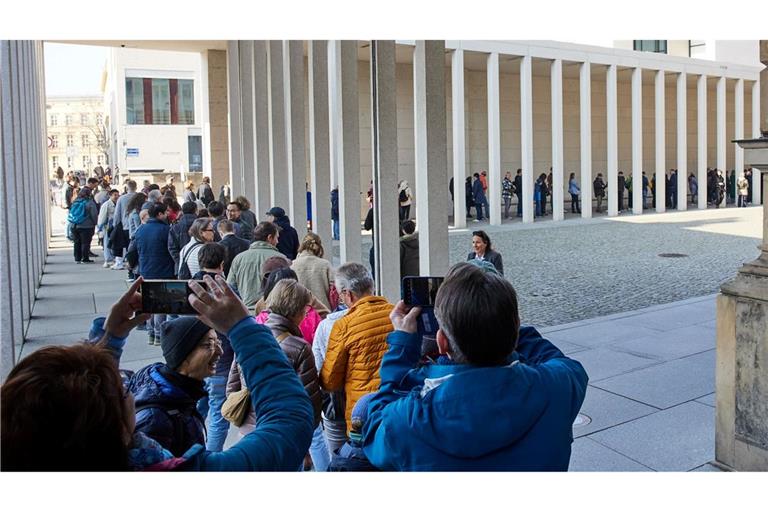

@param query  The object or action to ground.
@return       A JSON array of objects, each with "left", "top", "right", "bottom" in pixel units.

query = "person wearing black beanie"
[{"left": 127, "top": 316, "right": 223, "bottom": 456}]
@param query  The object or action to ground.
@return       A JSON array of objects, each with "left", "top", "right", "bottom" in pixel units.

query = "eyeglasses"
[{"left": 203, "top": 229, "right": 214, "bottom": 232}]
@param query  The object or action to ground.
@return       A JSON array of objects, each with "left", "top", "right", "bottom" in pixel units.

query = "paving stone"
[
  {"left": 608, "top": 324, "right": 716, "bottom": 361},
  {"left": 19, "top": 332, "right": 91, "bottom": 359},
  {"left": 25, "top": 312, "right": 103, "bottom": 339},
  {"left": 568, "top": 437, "right": 652, "bottom": 472},
  {"left": 574, "top": 386, "right": 658, "bottom": 437},
  {"left": 689, "top": 462, "right": 724, "bottom": 472},
  {"left": 695, "top": 393, "right": 716, "bottom": 408},
  {"left": 612, "top": 304, "right": 717, "bottom": 332},
  {"left": 36, "top": 280, "right": 127, "bottom": 298},
  {"left": 589, "top": 401, "right": 715, "bottom": 471},
  {"left": 539, "top": 322, "right": 663, "bottom": 348},
  {"left": 592, "top": 350, "right": 716, "bottom": 409},
  {"left": 570, "top": 347, "right": 660, "bottom": 382},
  {"left": 31, "top": 295, "right": 95, "bottom": 317},
  {"left": 541, "top": 335, "right": 589, "bottom": 355},
  {"left": 93, "top": 292, "right": 124, "bottom": 314}
]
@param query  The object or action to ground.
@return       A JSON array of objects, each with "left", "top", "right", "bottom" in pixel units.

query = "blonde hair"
[
  {"left": 266, "top": 279, "right": 311, "bottom": 320},
  {"left": 186, "top": 180, "right": 195, "bottom": 191},
  {"left": 299, "top": 232, "right": 324, "bottom": 258}
]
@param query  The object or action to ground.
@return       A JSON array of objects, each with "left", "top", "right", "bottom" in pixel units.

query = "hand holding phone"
[
  {"left": 140, "top": 280, "right": 204, "bottom": 315},
  {"left": 401, "top": 276, "right": 444, "bottom": 336},
  {"left": 389, "top": 300, "right": 421, "bottom": 334}
]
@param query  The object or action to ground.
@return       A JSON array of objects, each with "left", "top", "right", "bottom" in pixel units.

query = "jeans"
[
  {"left": 399, "top": 205, "right": 411, "bottom": 221},
  {"left": 503, "top": 197, "right": 511, "bottom": 219},
  {"left": 535, "top": 199, "right": 542, "bottom": 217},
  {"left": 739, "top": 195, "right": 747, "bottom": 207},
  {"left": 596, "top": 195, "right": 604, "bottom": 212},
  {"left": 197, "top": 375, "right": 229, "bottom": 452},
  {"left": 73, "top": 227, "right": 95, "bottom": 262},
  {"left": 152, "top": 314, "right": 166, "bottom": 339},
  {"left": 332, "top": 219, "right": 339, "bottom": 240},
  {"left": 570, "top": 193, "right": 581, "bottom": 213},
  {"left": 309, "top": 425, "right": 331, "bottom": 471},
  {"left": 474, "top": 201, "right": 485, "bottom": 220},
  {"left": 102, "top": 225, "right": 114, "bottom": 262},
  {"left": 516, "top": 194, "right": 523, "bottom": 216}
]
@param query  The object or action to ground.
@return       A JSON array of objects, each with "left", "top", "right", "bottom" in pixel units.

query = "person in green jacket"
[{"left": 226, "top": 221, "right": 289, "bottom": 309}]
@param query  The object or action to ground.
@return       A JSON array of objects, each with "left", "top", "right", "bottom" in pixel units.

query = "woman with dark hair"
[
  {"left": 126, "top": 192, "right": 148, "bottom": 240},
  {"left": 0, "top": 276, "right": 314, "bottom": 471},
  {"left": 233, "top": 195, "right": 256, "bottom": 242},
  {"left": 466, "top": 230, "right": 503, "bottom": 275},
  {"left": 163, "top": 195, "right": 181, "bottom": 224},
  {"left": 179, "top": 217, "right": 215, "bottom": 278},
  {"left": 69, "top": 187, "right": 99, "bottom": 264}
]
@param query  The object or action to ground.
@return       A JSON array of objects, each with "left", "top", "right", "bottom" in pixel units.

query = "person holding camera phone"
[{"left": 360, "top": 263, "right": 588, "bottom": 471}]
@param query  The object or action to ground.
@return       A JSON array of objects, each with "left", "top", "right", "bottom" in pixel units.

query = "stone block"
[
  {"left": 589, "top": 401, "right": 715, "bottom": 471},
  {"left": 568, "top": 437, "right": 651, "bottom": 471},
  {"left": 574, "top": 386, "right": 658, "bottom": 438},
  {"left": 594, "top": 350, "right": 715, "bottom": 409},
  {"left": 569, "top": 347, "right": 659, "bottom": 382},
  {"left": 715, "top": 293, "right": 737, "bottom": 468}
]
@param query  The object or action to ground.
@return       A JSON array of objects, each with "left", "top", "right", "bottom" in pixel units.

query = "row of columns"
[
  {"left": 0, "top": 41, "right": 50, "bottom": 380},
  {"left": 451, "top": 50, "right": 762, "bottom": 225}
]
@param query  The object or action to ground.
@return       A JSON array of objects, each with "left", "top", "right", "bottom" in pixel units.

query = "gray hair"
[
  {"left": 266, "top": 279, "right": 311, "bottom": 320},
  {"left": 148, "top": 190, "right": 162, "bottom": 203},
  {"left": 334, "top": 262, "right": 374, "bottom": 297}
]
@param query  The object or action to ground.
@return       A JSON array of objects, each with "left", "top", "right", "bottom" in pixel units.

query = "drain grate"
[
  {"left": 658, "top": 253, "right": 689, "bottom": 258},
  {"left": 573, "top": 413, "right": 592, "bottom": 428}
]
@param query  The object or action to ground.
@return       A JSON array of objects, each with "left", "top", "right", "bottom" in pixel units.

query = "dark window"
[
  {"left": 125, "top": 77, "right": 194, "bottom": 125},
  {"left": 633, "top": 40, "right": 667, "bottom": 54}
]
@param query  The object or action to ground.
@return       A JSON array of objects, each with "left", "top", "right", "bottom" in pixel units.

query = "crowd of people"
[{"left": 3, "top": 174, "right": 591, "bottom": 471}]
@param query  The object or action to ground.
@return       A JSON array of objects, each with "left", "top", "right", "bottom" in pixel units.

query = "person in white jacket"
[{"left": 97, "top": 189, "right": 119, "bottom": 267}]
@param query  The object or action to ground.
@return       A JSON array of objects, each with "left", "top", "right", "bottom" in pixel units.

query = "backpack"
[
  {"left": 178, "top": 242, "right": 202, "bottom": 280},
  {"left": 67, "top": 200, "right": 87, "bottom": 225},
  {"left": 399, "top": 189, "right": 408, "bottom": 203},
  {"left": 134, "top": 401, "right": 205, "bottom": 457}
]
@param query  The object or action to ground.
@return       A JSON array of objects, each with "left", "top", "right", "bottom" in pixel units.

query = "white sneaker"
[{"left": 111, "top": 263, "right": 125, "bottom": 270}]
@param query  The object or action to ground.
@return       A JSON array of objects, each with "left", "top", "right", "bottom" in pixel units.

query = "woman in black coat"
[{"left": 466, "top": 230, "right": 503, "bottom": 276}]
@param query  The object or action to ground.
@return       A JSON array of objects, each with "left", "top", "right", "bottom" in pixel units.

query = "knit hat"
[
  {"left": 266, "top": 206, "right": 286, "bottom": 218},
  {"left": 467, "top": 258, "right": 500, "bottom": 275},
  {"left": 160, "top": 317, "right": 211, "bottom": 371},
  {"left": 349, "top": 393, "right": 376, "bottom": 440}
]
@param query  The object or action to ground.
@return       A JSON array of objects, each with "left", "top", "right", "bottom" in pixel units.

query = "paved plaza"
[{"left": 20, "top": 204, "right": 762, "bottom": 470}]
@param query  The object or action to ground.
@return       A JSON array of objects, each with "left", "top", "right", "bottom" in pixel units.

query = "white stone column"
[
  {"left": 252, "top": 41, "right": 271, "bottom": 217},
  {"left": 238, "top": 41, "right": 256, "bottom": 200},
  {"left": 487, "top": 52, "right": 501, "bottom": 226},
  {"left": 284, "top": 40, "right": 307, "bottom": 229},
  {"left": 580, "top": 60, "right": 592, "bottom": 219},
  {"left": 631, "top": 66, "right": 643, "bottom": 215},
  {"left": 551, "top": 58, "right": 564, "bottom": 221},
  {"left": 226, "top": 41, "right": 244, "bottom": 197},
  {"left": 338, "top": 40, "right": 360, "bottom": 264},
  {"left": 717, "top": 75, "right": 726, "bottom": 208},
  {"left": 655, "top": 69, "right": 666, "bottom": 213},
  {"left": 267, "top": 41, "right": 288, "bottom": 209},
  {"left": 676, "top": 72, "right": 687, "bottom": 211},
  {"left": 753, "top": 80, "right": 762, "bottom": 204},
  {"left": 698, "top": 74, "right": 708, "bottom": 209},
  {"left": 370, "top": 41, "right": 400, "bottom": 301},
  {"left": 735, "top": 79, "right": 744, "bottom": 203},
  {"left": 199, "top": 51, "right": 213, "bottom": 181},
  {"left": 520, "top": 54, "right": 534, "bottom": 223},
  {"left": 607, "top": 64, "right": 619, "bottom": 217},
  {"left": 308, "top": 40, "right": 332, "bottom": 258},
  {"left": 451, "top": 49, "right": 466, "bottom": 228},
  {"left": 414, "top": 40, "right": 449, "bottom": 274}
]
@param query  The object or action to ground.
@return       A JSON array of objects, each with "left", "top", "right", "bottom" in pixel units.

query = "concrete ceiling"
[{"left": 49, "top": 40, "right": 228, "bottom": 52}]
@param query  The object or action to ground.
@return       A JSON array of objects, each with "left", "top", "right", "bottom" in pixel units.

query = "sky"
[{"left": 44, "top": 42, "right": 109, "bottom": 97}]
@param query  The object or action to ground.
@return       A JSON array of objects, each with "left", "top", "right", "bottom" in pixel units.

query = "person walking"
[
  {"left": 593, "top": 173, "right": 606, "bottom": 213},
  {"left": 737, "top": 171, "right": 749, "bottom": 207},
  {"left": 69, "top": 188, "right": 99, "bottom": 264},
  {"left": 467, "top": 230, "right": 503, "bottom": 275},
  {"left": 398, "top": 180, "right": 413, "bottom": 222},
  {"left": 97, "top": 189, "right": 120, "bottom": 268},
  {"left": 472, "top": 173, "right": 487, "bottom": 221},
  {"left": 502, "top": 172, "right": 514, "bottom": 219},
  {"left": 330, "top": 187, "right": 340, "bottom": 240},
  {"left": 266, "top": 207, "right": 300, "bottom": 260},
  {"left": 291, "top": 232, "right": 334, "bottom": 311},
  {"left": 569, "top": 172, "right": 581, "bottom": 214},
  {"left": 133, "top": 203, "right": 176, "bottom": 345}
]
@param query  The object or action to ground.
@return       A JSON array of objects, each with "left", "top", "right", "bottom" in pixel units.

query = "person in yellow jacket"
[{"left": 320, "top": 262, "right": 394, "bottom": 435}]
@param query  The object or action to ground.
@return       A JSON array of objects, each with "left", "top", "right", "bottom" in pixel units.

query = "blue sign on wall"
[{"left": 126, "top": 148, "right": 139, "bottom": 157}]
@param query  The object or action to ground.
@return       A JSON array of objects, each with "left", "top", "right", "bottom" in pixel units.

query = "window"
[
  {"left": 97, "top": 155, "right": 103, "bottom": 165},
  {"left": 81, "top": 133, "right": 90, "bottom": 147},
  {"left": 96, "top": 135, "right": 105, "bottom": 146},
  {"left": 96, "top": 114, "right": 103, "bottom": 125},
  {"left": 126, "top": 77, "right": 194, "bottom": 125},
  {"left": 65, "top": 115, "right": 72, "bottom": 126},
  {"left": 50, "top": 135, "right": 58, "bottom": 148},
  {"left": 67, "top": 157, "right": 74, "bottom": 168},
  {"left": 50, "top": 114, "right": 58, "bottom": 126},
  {"left": 83, "top": 156, "right": 90, "bottom": 168},
  {"left": 66, "top": 135, "right": 74, "bottom": 147},
  {"left": 52, "top": 156, "right": 58, "bottom": 168},
  {"left": 633, "top": 40, "right": 667, "bottom": 54},
  {"left": 81, "top": 113, "right": 89, "bottom": 125}
]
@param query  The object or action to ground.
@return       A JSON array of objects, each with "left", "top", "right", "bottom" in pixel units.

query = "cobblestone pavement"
[{"left": 347, "top": 206, "right": 762, "bottom": 327}]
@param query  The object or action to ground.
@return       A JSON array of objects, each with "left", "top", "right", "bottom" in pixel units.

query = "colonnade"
[{"left": 0, "top": 41, "right": 50, "bottom": 380}]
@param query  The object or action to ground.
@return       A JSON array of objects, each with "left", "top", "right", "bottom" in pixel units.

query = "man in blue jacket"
[
  {"left": 133, "top": 202, "right": 176, "bottom": 345},
  {"left": 361, "top": 263, "right": 589, "bottom": 471},
  {"left": 471, "top": 173, "right": 487, "bottom": 221}
]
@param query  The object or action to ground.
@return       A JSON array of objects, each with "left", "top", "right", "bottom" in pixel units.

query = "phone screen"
[
  {"left": 402, "top": 276, "right": 444, "bottom": 307},
  {"left": 140, "top": 280, "right": 200, "bottom": 315}
]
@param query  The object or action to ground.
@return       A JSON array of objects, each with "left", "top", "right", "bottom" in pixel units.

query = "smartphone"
[
  {"left": 401, "top": 276, "right": 444, "bottom": 336},
  {"left": 402, "top": 276, "right": 444, "bottom": 308},
  {"left": 140, "top": 280, "right": 202, "bottom": 315}
]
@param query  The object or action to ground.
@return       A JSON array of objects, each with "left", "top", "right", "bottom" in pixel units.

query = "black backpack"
[
  {"left": 399, "top": 189, "right": 408, "bottom": 203},
  {"left": 134, "top": 401, "right": 205, "bottom": 457}
]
